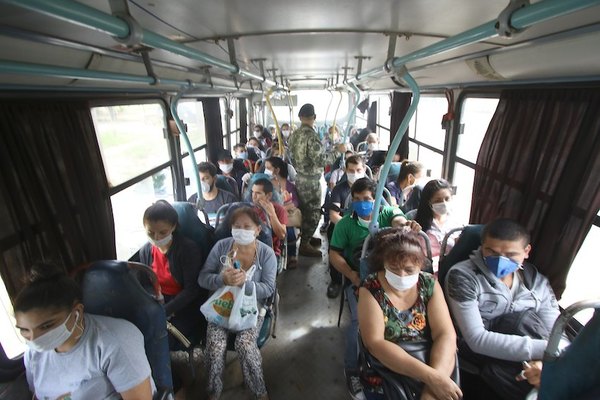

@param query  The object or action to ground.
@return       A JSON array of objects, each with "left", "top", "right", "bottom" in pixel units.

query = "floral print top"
[{"left": 360, "top": 271, "right": 435, "bottom": 394}]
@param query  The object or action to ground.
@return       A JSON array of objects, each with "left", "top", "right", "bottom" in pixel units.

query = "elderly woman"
[
  {"left": 198, "top": 206, "right": 277, "bottom": 400},
  {"left": 358, "top": 229, "right": 462, "bottom": 400}
]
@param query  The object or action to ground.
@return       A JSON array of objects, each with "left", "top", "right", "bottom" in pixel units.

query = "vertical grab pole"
[
  {"left": 369, "top": 69, "right": 420, "bottom": 234},
  {"left": 343, "top": 82, "right": 361, "bottom": 145},
  {"left": 265, "top": 87, "right": 284, "bottom": 157},
  {"left": 170, "top": 90, "right": 204, "bottom": 209}
]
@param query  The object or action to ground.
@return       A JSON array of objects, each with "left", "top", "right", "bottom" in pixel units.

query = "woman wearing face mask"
[
  {"left": 134, "top": 200, "right": 204, "bottom": 349},
  {"left": 14, "top": 263, "right": 154, "bottom": 400},
  {"left": 358, "top": 229, "right": 461, "bottom": 400},
  {"left": 391, "top": 160, "right": 424, "bottom": 212},
  {"left": 265, "top": 156, "right": 300, "bottom": 268},
  {"left": 198, "top": 207, "right": 276, "bottom": 400},
  {"left": 414, "top": 179, "right": 462, "bottom": 266}
]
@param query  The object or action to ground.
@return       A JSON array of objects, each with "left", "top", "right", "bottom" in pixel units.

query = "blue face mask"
[
  {"left": 484, "top": 255, "right": 520, "bottom": 279},
  {"left": 352, "top": 200, "right": 374, "bottom": 218}
]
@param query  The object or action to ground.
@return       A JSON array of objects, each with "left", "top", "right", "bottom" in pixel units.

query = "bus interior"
[{"left": 0, "top": 0, "right": 599, "bottom": 399}]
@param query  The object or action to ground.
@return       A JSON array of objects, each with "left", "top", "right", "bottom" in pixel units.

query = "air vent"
[{"left": 466, "top": 56, "right": 505, "bottom": 80}]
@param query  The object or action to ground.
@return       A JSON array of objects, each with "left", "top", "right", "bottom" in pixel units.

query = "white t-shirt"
[{"left": 25, "top": 314, "right": 152, "bottom": 400}]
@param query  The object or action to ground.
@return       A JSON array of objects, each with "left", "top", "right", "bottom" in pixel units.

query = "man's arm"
[
  {"left": 329, "top": 202, "right": 343, "bottom": 224},
  {"left": 445, "top": 267, "right": 548, "bottom": 361}
]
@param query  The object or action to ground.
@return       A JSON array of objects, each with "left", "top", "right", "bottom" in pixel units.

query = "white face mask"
[
  {"left": 346, "top": 172, "right": 364, "bottom": 185},
  {"left": 238, "top": 151, "right": 248, "bottom": 160},
  {"left": 149, "top": 233, "right": 172, "bottom": 248},
  {"left": 282, "top": 129, "right": 290, "bottom": 137},
  {"left": 219, "top": 163, "right": 234, "bottom": 174},
  {"left": 385, "top": 270, "right": 419, "bottom": 291},
  {"left": 231, "top": 228, "right": 256, "bottom": 245},
  {"left": 253, "top": 130, "right": 262, "bottom": 138},
  {"left": 26, "top": 311, "right": 80, "bottom": 352},
  {"left": 264, "top": 169, "right": 274, "bottom": 177},
  {"left": 431, "top": 201, "right": 451, "bottom": 216},
  {"left": 201, "top": 181, "right": 212, "bottom": 193}
]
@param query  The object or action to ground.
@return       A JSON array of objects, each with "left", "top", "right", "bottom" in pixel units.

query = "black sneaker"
[
  {"left": 327, "top": 281, "right": 342, "bottom": 298},
  {"left": 345, "top": 369, "right": 366, "bottom": 400},
  {"left": 309, "top": 237, "right": 322, "bottom": 246}
]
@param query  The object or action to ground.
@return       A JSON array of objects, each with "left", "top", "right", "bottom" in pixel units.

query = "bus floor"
[{"left": 172, "top": 234, "right": 351, "bottom": 399}]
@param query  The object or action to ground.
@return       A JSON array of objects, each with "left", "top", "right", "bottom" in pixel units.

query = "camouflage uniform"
[{"left": 288, "top": 123, "right": 340, "bottom": 245}]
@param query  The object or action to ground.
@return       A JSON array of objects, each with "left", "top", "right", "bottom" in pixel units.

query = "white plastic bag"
[
  {"left": 200, "top": 285, "right": 240, "bottom": 328},
  {"left": 228, "top": 281, "right": 258, "bottom": 332}
]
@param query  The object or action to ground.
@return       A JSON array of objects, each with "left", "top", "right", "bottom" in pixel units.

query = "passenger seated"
[
  {"left": 247, "top": 137, "right": 266, "bottom": 160},
  {"left": 250, "top": 178, "right": 288, "bottom": 257},
  {"left": 14, "top": 263, "right": 154, "bottom": 399},
  {"left": 387, "top": 160, "right": 424, "bottom": 213},
  {"left": 414, "top": 179, "right": 462, "bottom": 270},
  {"left": 132, "top": 200, "right": 204, "bottom": 349},
  {"left": 445, "top": 218, "right": 560, "bottom": 400},
  {"left": 329, "top": 177, "right": 420, "bottom": 400},
  {"left": 188, "top": 161, "right": 237, "bottom": 212},
  {"left": 198, "top": 207, "right": 276, "bottom": 400},
  {"left": 265, "top": 156, "right": 300, "bottom": 268},
  {"left": 326, "top": 154, "right": 366, "bottom": 298},
  {"left": 217, "top": 149, "right": 248, "bottom": 194},
  {"left": 358, "top": 229, "right": 461, "bottom": 400}
]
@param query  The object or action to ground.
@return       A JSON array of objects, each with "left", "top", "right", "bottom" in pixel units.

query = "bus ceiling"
[{"left": 0, "top": 0, "right": 599, "bottom": 94}]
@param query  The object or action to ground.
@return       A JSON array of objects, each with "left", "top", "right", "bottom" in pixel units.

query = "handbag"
[
  {"left": 200, "top": 285, "right": 240, "bottom": 328},
  {"left": 286, "top": 207, "right": 302, "bottom": 228},
  {"left": 359, "top": 338, "right": 459, "bottom": 400}
]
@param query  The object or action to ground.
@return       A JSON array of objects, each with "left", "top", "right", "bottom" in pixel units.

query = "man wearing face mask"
[
  {"left": 445, "top": 218, "right": 560, "bottom": 400},
  {"left": 329, "top": 178, "right": 421, "bottom": 399},
  {"left": 288, "top": 103, "right": 346, "bottom": 257},
  {"left": 325, "top": 155, "right": 366, "bottom": 298},
  {"left": 217, "top": 149, "right": 248, "bottom": 195},
  {"left": 188, "top": 162, "right": 237, "bottom": 213}
]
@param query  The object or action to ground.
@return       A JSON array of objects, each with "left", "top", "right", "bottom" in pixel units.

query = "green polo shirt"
[{"left": 330, "top": 206, "right": 405, "bottom": 270}]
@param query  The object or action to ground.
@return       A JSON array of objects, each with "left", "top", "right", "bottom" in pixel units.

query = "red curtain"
[{"left": 470, "top": 88, "right": 600, "bottom": 296}]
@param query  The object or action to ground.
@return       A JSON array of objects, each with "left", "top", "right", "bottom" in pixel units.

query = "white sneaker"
[{"left": 345, "top": 370, "right": 366, "bottom": 400}]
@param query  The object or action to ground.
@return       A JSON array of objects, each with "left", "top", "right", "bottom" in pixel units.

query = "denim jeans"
[{"left": 344, "top": 284, "right": 359, "bottom": 370}]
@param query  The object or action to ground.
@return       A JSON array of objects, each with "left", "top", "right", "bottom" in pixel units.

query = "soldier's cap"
[{"left": 298, "top": 103, "right": 316, "bottom": 118}]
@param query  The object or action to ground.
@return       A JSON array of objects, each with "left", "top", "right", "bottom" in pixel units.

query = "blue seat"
[
  {"left": 171, "top": 201, "right": 214, "bottom": 261},
  {"left": 438, "top": 224, "right": 483, "bottom": 288},
  {"left": 78, "top": 260, "right": 173, "bottom": 399}
]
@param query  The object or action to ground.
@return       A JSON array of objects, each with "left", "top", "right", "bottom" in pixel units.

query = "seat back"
[
  {"left": 171, "top": 201, "right": 214, "bottom": 261},
  {"left": 78, "top": 261, "right": 173, "bottom": 395},
  {"left": 221, "top": 175, "right": 241, "bottom": 200},
  {"left": 438, "top": 224, "right": 483, "bottom": 288}
]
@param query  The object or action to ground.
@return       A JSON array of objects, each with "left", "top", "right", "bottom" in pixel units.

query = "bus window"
[
  {"left": 91, "top": 103, "right": 174, "bottom": 259},
  {"left": 559, "top": 212, "right": 600, "bottom": 325},
  {"left": 451, "top": 97, "right": 499, "bottom": 222},
  {"left": 0, "top": 276, "right": 26, "bottom": 359},
  {"left": 370, "top": 94, "right": 392, "bottom": 149},
  {"left": 178, "top": 100, "right": 207, "bottom": 190},
  {"left": 111, "top": 167, "right": 174, "bottom": 259},
  {"left": 407, "top": 96, "right": 447, "bottom": 178},
  {"left": 91, "top": 104, "right": 170, "bottom": 187}
]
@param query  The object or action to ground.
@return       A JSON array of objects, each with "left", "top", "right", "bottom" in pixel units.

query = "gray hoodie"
[{"left": 445, "top": 248, "right": 559, "bottom": 361}]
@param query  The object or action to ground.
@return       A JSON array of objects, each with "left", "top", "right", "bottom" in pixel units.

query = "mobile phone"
[{"left": 233, "top": 260, "right": 241, "bottom": 270}]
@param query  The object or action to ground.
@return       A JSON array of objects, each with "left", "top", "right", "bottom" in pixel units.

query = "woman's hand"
[
  {"left": 424, "top": 371, "right": 462, "bottom": 400},
  {"left": 222, "top": 267, "right": 246, "bottom": 287}
]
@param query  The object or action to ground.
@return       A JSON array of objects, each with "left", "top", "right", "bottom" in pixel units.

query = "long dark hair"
[
  {"left": 14, "top": 263, "right": 82, "bottom": 313},
  {"left": 414, "top": 179, "right": 452, "bottom": 232},
  {"left": 266, "top": 156, "right": 288, "bottom": 179}
]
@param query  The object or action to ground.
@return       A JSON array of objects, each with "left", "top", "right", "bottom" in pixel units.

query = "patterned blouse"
[{"left": 360, "top": 271, "right": 436, "bottom": 394}]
